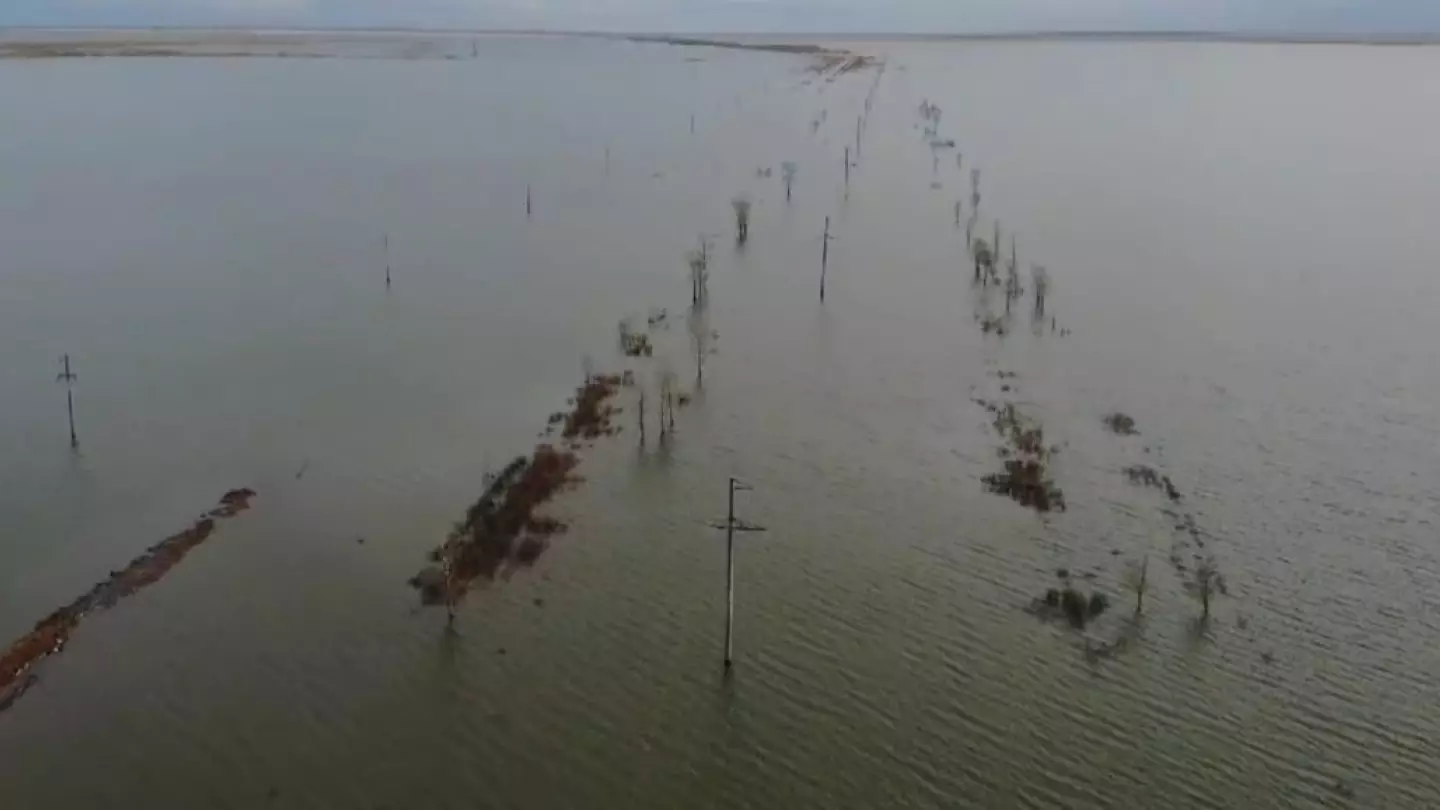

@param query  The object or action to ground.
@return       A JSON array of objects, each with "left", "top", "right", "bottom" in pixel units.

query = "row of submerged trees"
[
  {"left": 916, "top": 97, "right": 1239, "bottom": 643},
  {"left": 628, "top": 67, "right": 886, "bottom": 444}
]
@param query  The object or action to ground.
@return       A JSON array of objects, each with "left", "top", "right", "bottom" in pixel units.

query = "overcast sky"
[{"left": 5, "top": 0, "right": 1440, "bottom": 34}]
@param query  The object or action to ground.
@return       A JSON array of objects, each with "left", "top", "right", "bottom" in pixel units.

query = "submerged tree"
[
  {"left": 637, "top": 387, "right": 646, "bottom": 446},
  {"left": 689, "top": 308, "right": 713, "bottom": 388},
  {"left": 617, "top": 318, "right": 652, "bottom": 357},
  {"left": 1004, "top": 236, "right": 1021, "bottom": 311},
  {"left": 972, "top": 237, "right": 994, "bottom": 283},
  {"left": 732, "top": 197, "right": 751, "bottom": 245},
  {"left": 1191, "top": 556, "right": 1223, "bottom": 621},
  {"left": 1122, "top": 556, "right": 1149, "bottom": 615},
  {"left": 781, "top": 161, "right": 797, "bottom": 202},
  {"left": 1032, "top": 265, "right": 1050, "bottom": 314},
  {"left": 657, "top": 369, "right": 679, "bottom": 437},
  {"left": 687, "top": 237, "right": 711, "bottom": 304}
]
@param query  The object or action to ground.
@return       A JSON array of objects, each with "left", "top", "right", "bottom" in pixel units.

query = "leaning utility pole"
[
  {"left": 56, "top": 354, "right": 78, "bottom": 449},
  {"left": 707, "top": 478, "right": 766, "bottom": 670}
]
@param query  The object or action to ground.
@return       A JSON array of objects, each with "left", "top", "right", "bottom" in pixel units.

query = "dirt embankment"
[
  {"left": 0, "top": 488, "right": 256, "bottom": 713},
  {"left": 409, "top": 374, "right": 622, "bottom": 607}
]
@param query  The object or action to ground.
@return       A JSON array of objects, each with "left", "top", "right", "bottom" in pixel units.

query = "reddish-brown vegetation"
[
  {"left": 975, "top": 392, "right": 1066, "bottom": 513},
  {"left": 410, "top": 374, "right": 621, "bottom": 608},
  {"left": 1104, "top": 412, "right": 1139, "bottom": 435},
  {"left": 983, "top": 460, "right": 1065, "bottom": 512},
  {"left": 0, "top": 488, "right": 257, "bottom": 713}
]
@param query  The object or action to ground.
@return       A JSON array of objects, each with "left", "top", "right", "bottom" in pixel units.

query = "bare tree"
[
  {"left": 1032, "top": 265, "right": 1050, "bottom": 314},
  {"left": 637, "top": 387, "right": 646, "bottom": 447},
  {"left": 689, "top": 307, "right": 714, "bottom": 388},
  {"left": 970, "top": 168, "right": 981, "bottom": 210},
  {"left": 1192, "top": 557, "right": 1222, "bottom": 620},
  {"left": 657, "top": 369, "right": 678, "bottom": 437},
  {"left": 1004, "top": 236, "right": 1021, "bottom": 311},
  {"left": 732, "top": 197, "right": 751, "bottom": 245},
  {"left": 687, "top": 239, "right": 711, "bottom": 305},
  {"left": 1122, "top": 556, "right": 1149, "bottom": 614},
  {"left": 617, "top": 318, "right": 652, "bottom": 357},
  {"left": 972, "top": 237, "right": 994, "bottom": 283},
  {"left": 781, "top": 161, "right": 797, "bottom": 202}
]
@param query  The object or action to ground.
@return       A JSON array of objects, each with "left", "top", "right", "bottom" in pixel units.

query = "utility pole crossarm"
[
  {"left": 709, "top": 477, "right": 767, "bottom": 671},
  {"left": 56, "top": 354, "right": 79, "bottom": 449}
]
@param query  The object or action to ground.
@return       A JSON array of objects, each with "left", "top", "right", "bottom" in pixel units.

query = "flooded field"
[{"left": 2, "top": 31, "right": 1440, "bottom": 808}]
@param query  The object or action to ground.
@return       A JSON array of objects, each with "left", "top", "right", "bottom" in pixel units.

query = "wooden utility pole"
[
  {"left": 383, "top": 232, "right": 391, "bottom": 287},
  {"left": 855, "top": 117, "right": 862, "bottom": 160},
  {"left": 708, "top": 478, "right": 766, "bottom": 670},
  {"left": 56, "top": 354, "right": 78, "bottom": 449},
  {"left": 843, "top": 147, "right": 850, "bottom": 188},
  {"left": 992, "top": 221, "right": 1001, "bottom": 284},
  {"left": 820, "top": 216, "right": 834, "bottom": 302},
  {"left": 526, "top": 184, "right": 532, "bottom": 219}
]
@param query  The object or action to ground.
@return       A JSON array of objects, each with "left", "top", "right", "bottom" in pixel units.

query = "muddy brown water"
[{"left": 2, "top": 31, "right": 1439, "bottom": 808}]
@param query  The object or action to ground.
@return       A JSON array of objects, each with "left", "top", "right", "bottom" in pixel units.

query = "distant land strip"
[{"left": 2, "top": 29, "right": 1438, "bottom": 60}]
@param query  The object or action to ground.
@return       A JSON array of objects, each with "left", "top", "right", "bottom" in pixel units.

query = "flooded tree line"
[
  {"left": 915, "top": 84, "right": 1232, "bottom": 659},
  {"left": 403, "top": 44, "right": 898, "bottom": 624}
]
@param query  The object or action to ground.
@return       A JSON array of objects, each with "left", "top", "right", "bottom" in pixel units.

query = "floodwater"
[{"left": 3, "top": 32, "right": 1440, "bottom": 808}]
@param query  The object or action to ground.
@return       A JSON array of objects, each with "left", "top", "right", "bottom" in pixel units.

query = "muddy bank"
[
  {"left": 410, "top": 374, "right": 621, "bottom": 607},
  {"left": 0, "top": 488, "right": 256, "bottom": 714}
]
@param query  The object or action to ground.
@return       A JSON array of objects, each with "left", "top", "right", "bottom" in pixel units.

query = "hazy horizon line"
[{"left": 3, "top": 25, "right": 1439, "bottom": 46}]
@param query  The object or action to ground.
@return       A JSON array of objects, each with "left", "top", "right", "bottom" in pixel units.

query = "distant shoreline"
[
  {"left": 1, "top": 27, "right": 1437, "bottom": 61},
  {"left": 1, "top": 26, "right": 1439, "bottom": 45}
]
